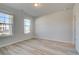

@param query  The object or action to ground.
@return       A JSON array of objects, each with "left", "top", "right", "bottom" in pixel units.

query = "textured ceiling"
[{"left": 3, "top": 3, "right": 74, "bottom": 17}]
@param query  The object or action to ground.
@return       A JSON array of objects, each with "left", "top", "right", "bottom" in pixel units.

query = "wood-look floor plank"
[{"left": 0, "top": 38, "right": 78, "bottom": 55}]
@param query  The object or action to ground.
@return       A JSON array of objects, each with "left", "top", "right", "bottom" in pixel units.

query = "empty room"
[{"left": 0, "top": 3, "right": 79, "bottom": 55}]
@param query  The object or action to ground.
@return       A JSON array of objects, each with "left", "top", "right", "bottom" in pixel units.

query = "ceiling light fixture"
[
  {"left": 34, "top": 3, "right": 38, "bottom": 7},
  {"left": 33, "top": 3, "right": 40, "bottom": 7}
]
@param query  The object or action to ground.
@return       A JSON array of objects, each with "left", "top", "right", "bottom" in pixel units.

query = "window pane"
[
  {"left": 4, "top": 18, "right": 9, "bottom": 24},
  {"left": 0, "top": 13, "right": 13, "bottom": 24},
  {"left": 24, "top": 26, "right": 30, "bottom": 33},
  {"left": 24, "top": 19, "right": 30, "bottom": 25},
  {"left": 0, "top": 17, "right": 4, "bottom": 23},
  {"left": 24, "top": 25, "right": 30, "bottom": 30},
  {"left": 3, "top": 24, "right": 12, "bottom": 35},
  {"left": 5, "top": 24, "right": 9, "bottom": 31},
  {"left": 24, "top": 19, "right": 31, "bottom": 33},
  {"left": 0, "top": 12, "right": 9, "bottom": 18}
]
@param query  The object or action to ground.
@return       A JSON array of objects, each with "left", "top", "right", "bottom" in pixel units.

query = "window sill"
[
  {"left": 24, "top": 32, "right": 31, "bottom": 34},
  {"left": 0, "top": 34, "right": 12, "bottom": 38}
]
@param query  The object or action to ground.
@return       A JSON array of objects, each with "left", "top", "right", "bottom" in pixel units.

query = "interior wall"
[
  {"left": 0, "top": 4, "right": 34, "bottom": 47},
  {"left": 35, "top": 9, "right": 74, "bottom": 44},
  {"left": 73, "top": 3, "right": 79, "bottom": 53}
]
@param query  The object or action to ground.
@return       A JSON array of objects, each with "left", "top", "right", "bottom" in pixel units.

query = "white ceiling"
[{"left": 3, "top": 3, "right": 74, "bottom": 17}]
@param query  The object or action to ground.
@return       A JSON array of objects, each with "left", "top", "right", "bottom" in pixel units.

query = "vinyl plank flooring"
[{"left": 0, "top": 38, "right": 78, "bottom": 55}]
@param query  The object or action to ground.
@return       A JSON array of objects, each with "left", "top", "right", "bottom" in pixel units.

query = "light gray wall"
[
  {"left": 35, "top": 9, "right": 73, "bottom": 44},
  {"left": 0, "top": 4, "right": 34, "bottom": 47},
  {"left": 73, "top": 4, "right": 79, "bottom": 53}
]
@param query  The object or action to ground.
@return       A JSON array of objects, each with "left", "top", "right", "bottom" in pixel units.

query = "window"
[
  {"left": 24, "top": 19, "right": 31, "bottom": 34},
  {"left": 0, "top": 12, "right": 13, "bottom": 36}
]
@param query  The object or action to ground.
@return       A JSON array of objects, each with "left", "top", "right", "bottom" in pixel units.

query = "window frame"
[
  {"left": 0, "top": 12, "right": 13, "bottom": 37},
  {"left": 24, "top": 18, "right": 31, "bottom": 34}
]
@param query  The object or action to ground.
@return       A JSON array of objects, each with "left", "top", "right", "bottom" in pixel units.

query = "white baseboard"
[
  {"left": 0, "top": 36, "right": 34, "bottom": 48},
  {"left": 35, "top": 36, "right": 74, "bottom": 45},
  {"left": 0, "top": 36, "right": 74, "bottom": 48}
]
